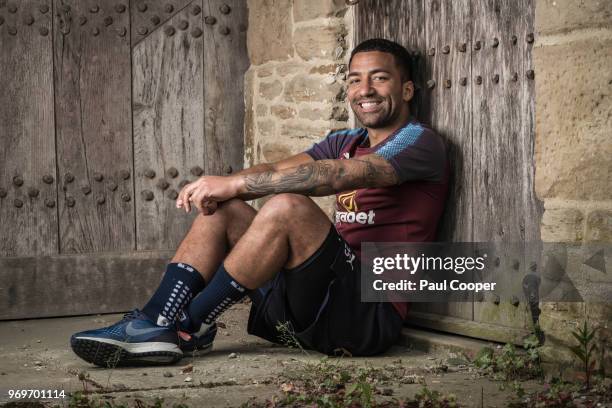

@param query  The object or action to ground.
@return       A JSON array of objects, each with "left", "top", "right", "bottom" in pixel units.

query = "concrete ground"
[{"left": 0, "top": 304, "right": 545, "bottom": 407}]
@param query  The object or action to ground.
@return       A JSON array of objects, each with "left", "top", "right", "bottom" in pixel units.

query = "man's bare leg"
[
  {"left": 225, "top": 193, "right": 332, "bottom": 288},
  {"left": 171, "top": 199, "right": 257, "bottom": 282},
  {"left": 183, "top": 193, "right": 333, "bottom": 334}
]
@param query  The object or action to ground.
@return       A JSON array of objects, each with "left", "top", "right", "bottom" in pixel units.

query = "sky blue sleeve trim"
[{"left": 375, "top": 124, "right": 424, "bottom": 160}]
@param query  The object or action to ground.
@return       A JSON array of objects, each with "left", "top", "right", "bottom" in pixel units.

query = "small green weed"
[
  {"left": 243, "top": 358, "right": 455, "bottom": 407},
  {"left": 507, "top": 376, "right": 612, "bottom": 407},
  {"left": 474, "top": 335, "right": 543, "bottom": 382},
  {"left": 569, "top": 321, "right": 598, "bottom": 389},
  {"left": 275, "top": 321, "right": 308, "bottom": 355},
  {"left": 413, "top": 386, "right": 458, "bottom": 407}
]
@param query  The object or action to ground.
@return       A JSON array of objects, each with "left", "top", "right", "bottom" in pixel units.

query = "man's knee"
[
  {"left": 191, "top": 198, "right": 255, "bottom": 226},
  {"left": 218, "top": 198, "right": 256, "bottom": 216},
  {"left": 258, "top": 194, "right": 318, "bottom": 220}
]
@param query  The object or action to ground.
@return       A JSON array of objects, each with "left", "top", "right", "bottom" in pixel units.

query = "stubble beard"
[{"left": 352, "top": 101, "right": 399, "bottom": 129}]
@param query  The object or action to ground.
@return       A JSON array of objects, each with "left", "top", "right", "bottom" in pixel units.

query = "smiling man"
[{"left": 70, "top": 39, "right": 449, "bottom": 367}]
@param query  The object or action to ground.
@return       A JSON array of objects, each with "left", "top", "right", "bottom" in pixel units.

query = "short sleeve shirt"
[{"left": 304, "top": 118, "right": 450, "bottom": 320}]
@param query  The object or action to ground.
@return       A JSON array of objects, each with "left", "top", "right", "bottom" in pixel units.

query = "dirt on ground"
[{"left": 0, "top": 304, "right": 608, "bottom": 407}]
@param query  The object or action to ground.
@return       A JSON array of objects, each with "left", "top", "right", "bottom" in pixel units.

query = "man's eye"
[
  {"left": 348, "top": 79, "right": 360, "bottom": 85},
  {"left": 373, "top": 76, "right": 387, "bottom": 81}
]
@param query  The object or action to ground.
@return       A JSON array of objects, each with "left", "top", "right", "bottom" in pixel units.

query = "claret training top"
[{"left": 304, "top": 118, "right": 450, "bottom": 320}]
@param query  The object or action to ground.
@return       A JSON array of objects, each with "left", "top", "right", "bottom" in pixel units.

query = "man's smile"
[{"left": 356, "top": 99, "right": 383, "bottom": 113}]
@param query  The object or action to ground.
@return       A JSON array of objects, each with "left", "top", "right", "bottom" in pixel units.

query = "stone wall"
[
  {"left": 534, "top": 0, "right": 611, "bottom": 373},
  {"left": 244, "top": 0, "right": 354, "bottom": 214}
]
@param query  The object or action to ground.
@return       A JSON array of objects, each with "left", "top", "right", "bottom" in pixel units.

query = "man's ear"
[{"left": 403, "top": 80, "right": 414, "bottom": 102}]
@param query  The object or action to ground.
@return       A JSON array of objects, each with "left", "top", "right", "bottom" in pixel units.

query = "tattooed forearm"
[
  {"left": 238, "top": 154, "right": 399, "bottom": 199},
  {"left": 242, "top": 161, "right": 337, "bottom": 198}
]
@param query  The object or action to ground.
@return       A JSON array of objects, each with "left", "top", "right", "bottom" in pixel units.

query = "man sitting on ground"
[{"left": 70, "top": 38, "right": 449, "bottom": 367}]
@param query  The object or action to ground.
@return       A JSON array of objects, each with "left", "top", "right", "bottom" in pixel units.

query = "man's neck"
[{"left": 366, "top": 114, "right": 412, "bottom": 147}]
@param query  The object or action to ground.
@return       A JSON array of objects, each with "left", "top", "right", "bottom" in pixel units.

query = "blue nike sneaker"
[{"left": 70, "top": 309, "right": 183, "bottom": 367}]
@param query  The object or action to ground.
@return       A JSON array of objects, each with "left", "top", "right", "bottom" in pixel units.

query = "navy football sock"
[
  {"left": 142, "top": 262, "right": 206, "bottom": 327},
  {"left": 185, "top": 264, "right": 250, "bottom": 334}
]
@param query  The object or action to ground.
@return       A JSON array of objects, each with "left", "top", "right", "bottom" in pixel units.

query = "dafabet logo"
[{"left": 335, "top": 190, "right": 375, "bottom": 225}]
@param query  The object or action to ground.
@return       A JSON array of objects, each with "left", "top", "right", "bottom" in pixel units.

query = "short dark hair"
[{"left": 349, "top": 38, "right": 413, "bottom": 82}]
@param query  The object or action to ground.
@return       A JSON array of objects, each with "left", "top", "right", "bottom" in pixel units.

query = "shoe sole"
[
  {"left": 181, "top": 342, "right": 213, "bottom": 357},
  {"left": 71, "top": 337, "right": 182, "bottom": 367}
]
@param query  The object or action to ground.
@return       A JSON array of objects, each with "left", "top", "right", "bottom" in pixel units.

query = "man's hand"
[{"left": 176, "top": 175, "right": 242, "bottom": 214}]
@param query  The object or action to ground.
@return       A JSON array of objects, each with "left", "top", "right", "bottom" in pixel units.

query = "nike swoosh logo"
[{"left": 125, "top": 322, "right": 166, "bottom": 337}]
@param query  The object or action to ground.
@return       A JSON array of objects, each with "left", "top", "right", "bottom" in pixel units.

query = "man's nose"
[{"left": 357, "top": 78, "right": 374, "bottom": 96}]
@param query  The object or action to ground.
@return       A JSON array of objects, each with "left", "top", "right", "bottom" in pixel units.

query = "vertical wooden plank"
[
  {"left": 471, "top": 0, "right": 537, "bottom": 330},
  {"left": 202, "top": 0, "right": 248, "bottom": 176},
  {"left": 0, "top": 0, "right": 58, "bottom": 257},
  {"left": 53, "top": 0, "right": 135, "bottom": 253},
  {"left": 133, "top": 1, "right": 204, "bottom": 250},
  {"left": 424, "top": 0, "right": 472, "bottom": 244},
  {"left": 519, "top": 0, "right": 540, "bottom": 245},
  {"left": 412, "top": 0, "right": 474, "bottom": 321}
]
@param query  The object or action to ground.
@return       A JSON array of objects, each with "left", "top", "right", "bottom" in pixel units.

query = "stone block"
[
  {"left": 294, "top": 24, "right": 345, "bottom": 61},
  {"left": 299, "top": 104, "right": 335, "bottom": 121},
  {"left": 280, "top": 122, "right": 331, "bottom": 141},
  {"left": 284, "top": 75, "right": 344, "bottom": 103},
  {"left": 257, "top": 119, "right": 276, "bottom": 135},
  {"left": 276, "top": 62, "right": 305, "bottom": 77},
  {"left": 538, "top": 302, "right": 612, "bottom": 373},
  {"left": 534, "top": 38, "right": 612, "bottom": 201},
  {"left": 271, "top": 105, "right": 297, "bottom": 120},
  {"left": 299, "top": 104, "right": 349, "bottom": 122},
  {"left": 261, "top": 142, "right": 292, "bottom": 163},
  {"left": 293, "top": 0, "right": 347, "bottom": 22},
  {"left": 585, "top": 209, "right": 612, "bottom": 242},
  {"left": 255, "top": 104, "right": 268, "bottom": 117},
  {"left": 541, "top": 207, "right": 584, "bottom": 242},
  {"left": 256, "top": 66, "right": 274, "bottom": 78},
  {"left": 258, "top": 80, "right": 283, "bottom": 100},
  {"left": 247, "top": 0, "right": 293, "bottom": 64},
  {"left": 310, "top": 63, "right": 345, "bottom": 75},
  {"left": 536, "top": 0, "right": 612, "bottom": 35}
]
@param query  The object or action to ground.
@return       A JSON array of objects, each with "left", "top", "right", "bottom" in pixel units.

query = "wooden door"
[
  {"left": 0, "top": 0, "right": 248, "bottom": 319},
  {"left": 356, "top": 0, "right": 541, "bottom": 344}
]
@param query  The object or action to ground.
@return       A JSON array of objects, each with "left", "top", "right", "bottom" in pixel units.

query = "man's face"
[{"left": 347, "top": 51, "right": 413, "bottom": 129}]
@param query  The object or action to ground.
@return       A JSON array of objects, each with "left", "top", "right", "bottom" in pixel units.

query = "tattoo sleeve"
[{"left": 239, "top": 154, "right": 399, "bottom": 199}]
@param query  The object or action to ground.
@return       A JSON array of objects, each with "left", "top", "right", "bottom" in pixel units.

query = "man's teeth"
[{"left": 360, "top": 102, "right": 379, "bottom": 108}]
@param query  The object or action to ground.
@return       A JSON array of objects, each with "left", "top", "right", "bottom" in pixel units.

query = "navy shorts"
[{"left": 247, "top": 226, "right": 403, "bottom": 356}]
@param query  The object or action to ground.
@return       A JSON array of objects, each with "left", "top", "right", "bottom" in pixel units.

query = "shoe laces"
[{"left": 119, "top": 309, "right": 145, "bottom": 322}]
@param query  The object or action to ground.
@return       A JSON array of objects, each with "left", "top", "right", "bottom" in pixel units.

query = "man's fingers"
[
  {"left": 178, "top": 181, "right": 201, "bottom": 212},
  {"left": 190, "top": 192, "right": 204, "bottom": 213},
  {"left": 177, "top": 182, "right": 195, "bottom": 209}
]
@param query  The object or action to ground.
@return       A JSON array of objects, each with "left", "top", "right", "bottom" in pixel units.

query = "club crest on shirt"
[{"left": 338, "top": 190, "right": 358, "bottom": 212}]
